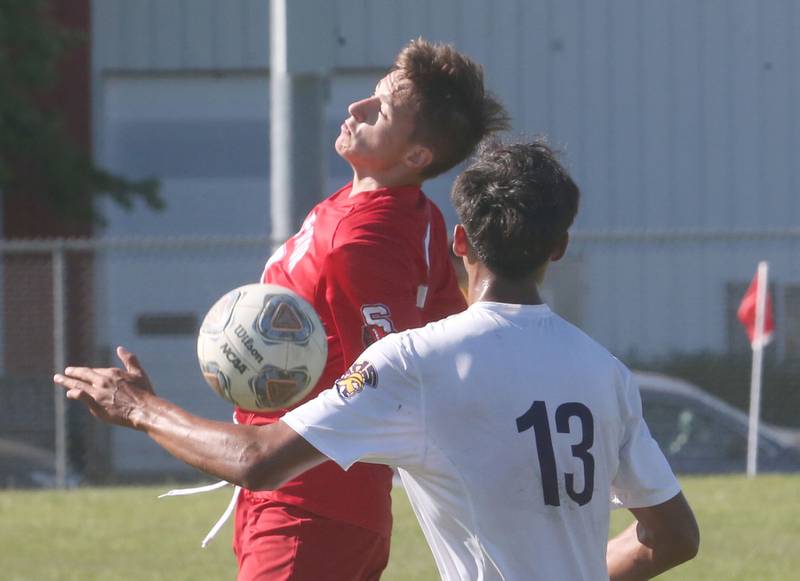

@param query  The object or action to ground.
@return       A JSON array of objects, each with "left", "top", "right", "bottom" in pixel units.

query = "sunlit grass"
[{"left": 1, "top": 475, "right": 798, "bottom": 580}]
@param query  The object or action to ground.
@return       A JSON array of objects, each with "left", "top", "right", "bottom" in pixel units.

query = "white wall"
[{"left": 91, "top": 0, "right": 800, "bottom": 470}]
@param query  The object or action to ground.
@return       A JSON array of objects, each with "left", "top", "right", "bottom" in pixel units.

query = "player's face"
[{"left": 335, "top": 71, "right": 422, "bottom": 175}]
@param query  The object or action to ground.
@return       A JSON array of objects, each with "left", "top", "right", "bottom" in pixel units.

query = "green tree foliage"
[{"left": 0, "top": 0, "right": 163, "bottom": 225}]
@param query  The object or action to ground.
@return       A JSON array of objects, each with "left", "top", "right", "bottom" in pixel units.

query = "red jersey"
[{"left": 235, "top": 182, "right": 466, "bottom": 536}]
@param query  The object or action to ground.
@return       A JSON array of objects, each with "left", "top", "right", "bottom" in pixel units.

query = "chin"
[{"left": 334, "top": 136, "right": 349, "bottom": 157}]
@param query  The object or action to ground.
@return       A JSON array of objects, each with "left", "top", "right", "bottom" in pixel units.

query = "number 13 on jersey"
[{"left": 516, "top": 401, "right": 595, "bottom": 507}]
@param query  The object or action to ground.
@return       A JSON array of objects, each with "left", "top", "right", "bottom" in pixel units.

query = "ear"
[
  {"left": 452, "top": 224, "right": 470, "bottom": 257},
  {"left": 549, "top": 232, "right": 569, "bottom": 262},
  {"left": 405, "top": 145, "right": 433, "bottom": 172}
]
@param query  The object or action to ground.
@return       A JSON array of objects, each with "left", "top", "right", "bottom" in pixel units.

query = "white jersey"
[{"left": 283, "top": 302, "right": 680, "bottom": 580}]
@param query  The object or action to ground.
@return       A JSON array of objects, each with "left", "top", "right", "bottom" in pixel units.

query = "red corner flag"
[{"left": 737, "top": 262, "right": 774, "bottom": 349}]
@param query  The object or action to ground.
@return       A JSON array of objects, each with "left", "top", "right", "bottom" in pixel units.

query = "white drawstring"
[
  {"left": 158, "top": 413, "right": 241, "bottom": 548},
  {"left": 158, "top": 480, "right": 230, "bottom": 497},
  {"left": 200, "top": 484, "right": 241, "bottom": 548}
]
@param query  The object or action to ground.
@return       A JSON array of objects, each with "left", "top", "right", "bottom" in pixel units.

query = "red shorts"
[{"left": 233, "top": 494, "right": 390, "bottom": 581}]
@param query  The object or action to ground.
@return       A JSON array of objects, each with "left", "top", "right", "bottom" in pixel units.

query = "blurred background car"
[
  {"left": 635, "top": 371, "right": 800, "bottom": 474},
  {"left": 0, "top": 438, "right": 80, "bottom": 489}
]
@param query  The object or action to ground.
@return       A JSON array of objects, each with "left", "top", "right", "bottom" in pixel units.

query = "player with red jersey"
[
  {"left": 234, "top": 184, "right": 461, "bottom": 573},
  {"left": 232, "top": 40, "right": 508, "bottom": 579}
]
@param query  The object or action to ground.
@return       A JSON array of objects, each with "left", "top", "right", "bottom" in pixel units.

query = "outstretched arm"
[
  {"left": 54, "top": 346, "right": 326, "bottom": 490},
  {"left": 606, "top": 492, "right": 700, "bottom": 580}
]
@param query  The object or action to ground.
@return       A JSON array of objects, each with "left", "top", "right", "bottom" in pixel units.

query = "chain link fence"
[
  {"left": 1, "top": 231, "right": 798, "bottom": 487},
  {"left": 0, "top": 236, "right": 274, "bottom": 487}
]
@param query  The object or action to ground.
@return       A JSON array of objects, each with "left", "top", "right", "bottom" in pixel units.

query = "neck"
[
  {"left": 466, "top": 264, "right": 545, "bottom": 306},
  {"left": 349, "top": 169, "right": 422, "bottom": 197}
]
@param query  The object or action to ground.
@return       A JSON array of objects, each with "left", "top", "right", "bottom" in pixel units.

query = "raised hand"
[{"left": 54, "top": 346, "right": 156, "bottom": 429}]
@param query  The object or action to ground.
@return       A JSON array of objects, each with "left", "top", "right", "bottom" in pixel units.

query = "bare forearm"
[
  {"left": 607, "top": 522, "right": 661, "bottom": 580},
  {"left": 55, "top": 349, "right": 327, "bottom": 491},
  {"left": 607, "top": 517, "right": 698, "bottom": 580},
  {"left": 132, "top": 394, "right": 270, "bottom": 487}
]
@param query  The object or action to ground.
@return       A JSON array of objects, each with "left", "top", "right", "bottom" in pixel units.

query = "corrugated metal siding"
[
  {"left": 93, "top": 0, "right": 269, "bottom": 71},
  {"left": 91, "top": 0, "right": 800, "bottom": 323},
  {"left": 94, "top": 0, "right": 800, "bottom": 231},
  {"left": 92, "top": 0, "right": 800, "bottom": 472},
  {"left": 337, "top": 0, "right": 798, "bottom": 233},
  {"left": 564, "top": 238, "right": 800, "bottom": 359}
]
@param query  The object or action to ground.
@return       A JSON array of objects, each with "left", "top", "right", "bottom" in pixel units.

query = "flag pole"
[{"left": 746, "top": 261, "right": 769, "bottom": 477}]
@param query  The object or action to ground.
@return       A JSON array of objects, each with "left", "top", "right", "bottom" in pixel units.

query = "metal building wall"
[
  {"left": 91, "top": 0, "right": 800, "bottom": 353},
  {"left": 93, "top": 0, "right": 800, "bottom": 230},
  {"left": 93, "top": 0, "right": 270, "bottom": 70},
  {"left": 88, "top": 0, "right": 800, "bottom": 476}
]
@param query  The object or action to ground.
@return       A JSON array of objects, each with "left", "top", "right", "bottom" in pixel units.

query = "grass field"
[{"left": 0, "top": 475, "right": 798, "bottom": 580}]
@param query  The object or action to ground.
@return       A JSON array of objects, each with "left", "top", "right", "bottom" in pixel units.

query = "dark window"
[
  {"left": 136, "top": 313, "right": 198, "bottom": 336},
  {"left": 111, "top": 120, "right": 270, "bottom": 179}
]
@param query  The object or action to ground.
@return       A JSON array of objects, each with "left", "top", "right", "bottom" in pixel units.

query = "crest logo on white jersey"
[{"left": 335, "top": 361, "right": 378, "bottom": 399}]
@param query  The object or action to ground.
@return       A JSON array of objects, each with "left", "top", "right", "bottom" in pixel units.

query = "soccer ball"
[{"left": 197, "top": 283, "right": 328, "bottom": 411}]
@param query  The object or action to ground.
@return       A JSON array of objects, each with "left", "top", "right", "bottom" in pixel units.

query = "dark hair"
[
  {"left": 393, "top": 39, "right": 509, "bottom": 178},
  {"left": 450, "top": 139, "right": 580, "bottom": 279}
]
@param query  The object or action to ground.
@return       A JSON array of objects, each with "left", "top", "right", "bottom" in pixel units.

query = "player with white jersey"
[
  {"left": 57, "top": 140, "right": 699, "bottom": 580},
  {"left": 284, "top": 304, "right": 679, "bottom": 579},
  {"left": 282, "top": 140, "right": 698, "bottom": 579}
]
